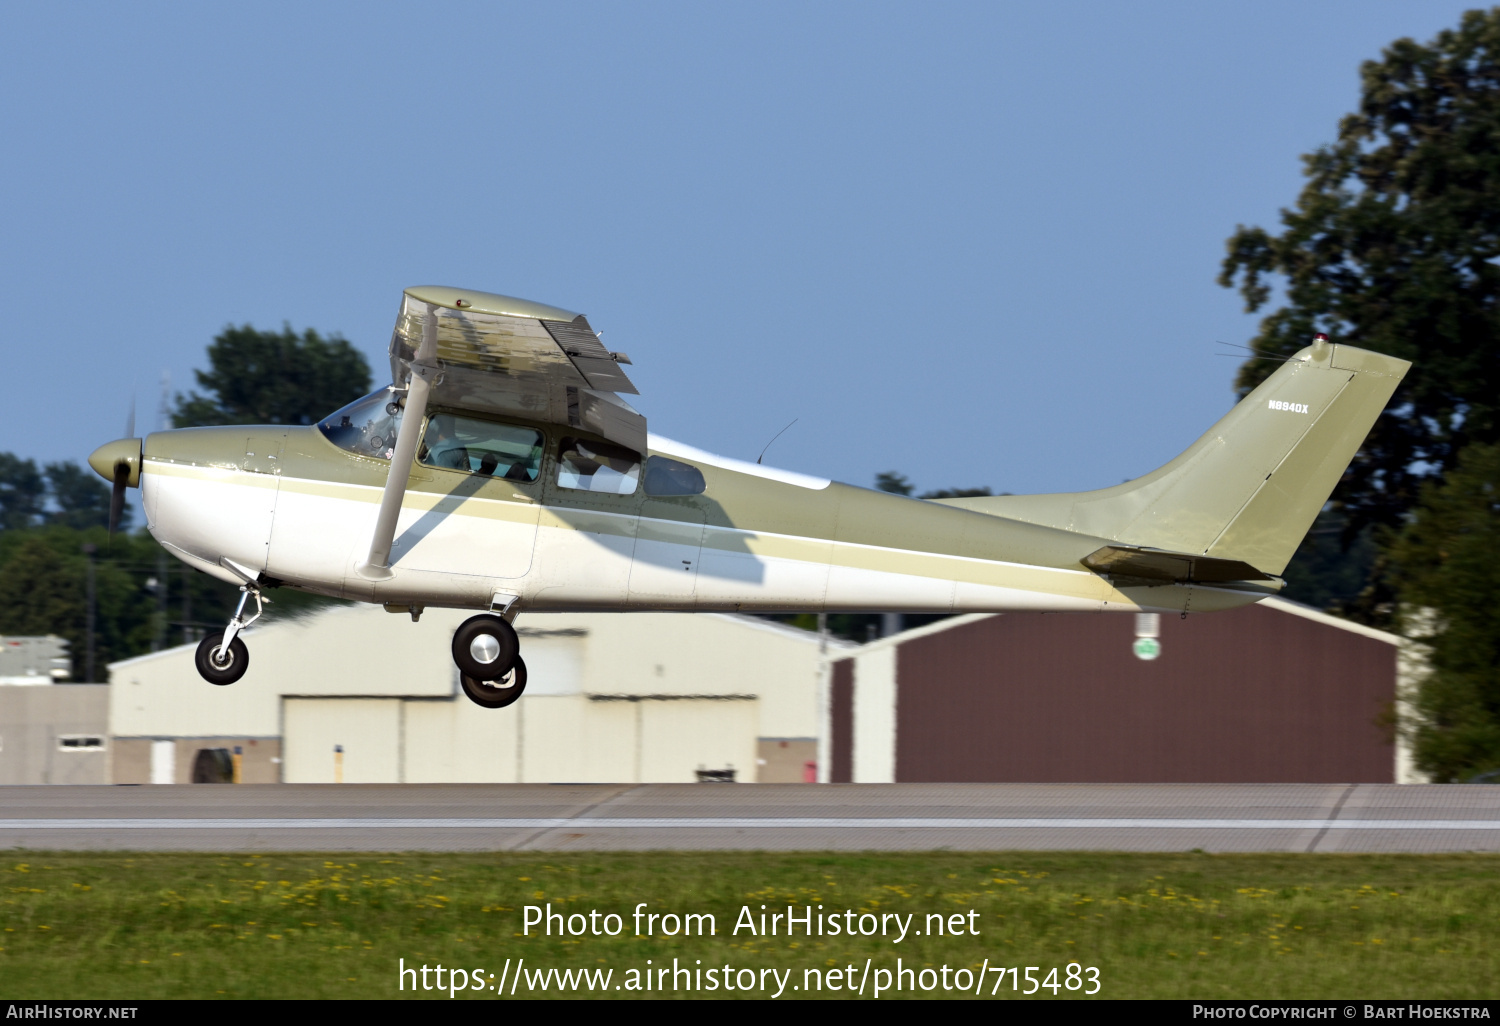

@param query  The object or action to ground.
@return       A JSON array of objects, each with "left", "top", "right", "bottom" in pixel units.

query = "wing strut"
[{"left": 356, "top": 303, "right": 439, "bottom": 581}]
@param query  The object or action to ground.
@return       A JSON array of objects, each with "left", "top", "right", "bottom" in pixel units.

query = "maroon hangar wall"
[{"left": 831, "top": 601, "right": 1397, "bottom": 783}]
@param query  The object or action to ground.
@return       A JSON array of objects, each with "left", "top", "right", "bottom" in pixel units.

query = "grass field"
[{"left": 0, "top": 850, "right": 1496, "bottom": 999}]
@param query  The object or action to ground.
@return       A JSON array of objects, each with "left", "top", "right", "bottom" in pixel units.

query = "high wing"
[
  {"left": 359, "top": 285, "right": 646, "bottom": 580},
  {"left": 389, "top": 285, "right": 644, "bottom": 452}
]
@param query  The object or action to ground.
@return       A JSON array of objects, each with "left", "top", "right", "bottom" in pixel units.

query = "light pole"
[
  {"left": 182, "top": 561, "right": 193, "bottom": 645},
  {"left": 152, "top": 549, "right": 167, "bottom": 652},
  {"left": 80, "top": 543, "right": 96, "bottom": 683}
]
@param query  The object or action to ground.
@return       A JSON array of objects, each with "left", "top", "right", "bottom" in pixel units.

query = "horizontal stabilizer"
[{"left": 1081, "top": 545, "right": 1273, "bottom": 585}]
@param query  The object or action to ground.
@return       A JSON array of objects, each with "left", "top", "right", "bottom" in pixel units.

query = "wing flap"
[{"left": 541, "top": 317, "right": 637, "bottom": 394}]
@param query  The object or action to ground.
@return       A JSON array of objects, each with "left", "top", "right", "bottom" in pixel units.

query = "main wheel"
[
  {"left": 452, "top": 614, "right": 519, "bottom": 680},
  {"left": 460, "top": 656, "right": 527, "bottom": 709},
  {"left": 195, "top": 632, "right": 249, "bottom": 686}
]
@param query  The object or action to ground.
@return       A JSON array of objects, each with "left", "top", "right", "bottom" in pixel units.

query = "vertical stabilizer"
[{"left": 935, "top": 341, "right": 1409, "bottom": 576}]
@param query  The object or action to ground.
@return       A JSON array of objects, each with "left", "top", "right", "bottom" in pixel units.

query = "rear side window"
[
  {"left": 557, "top": 438, "right": 640, "bottom": 495},
  {"left": 644, "top": 456, "right": 706, "bottom": 496}
]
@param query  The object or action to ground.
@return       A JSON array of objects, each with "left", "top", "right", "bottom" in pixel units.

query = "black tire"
[
  {"left": 452, "top": 614, "right": 519, "bottom": 680},
  {"left": 460, "top": 656, "right": 527, "bottom": 709},
  {"left": 195, "top": 632, "right": 249, "bottom": 685}
]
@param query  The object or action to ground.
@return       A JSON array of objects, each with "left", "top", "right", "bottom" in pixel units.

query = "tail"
[{"left": 935, "top": 340, "right": 1409, "bottom": 577}]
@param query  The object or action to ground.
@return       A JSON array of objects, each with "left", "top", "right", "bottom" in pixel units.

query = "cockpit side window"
[
  {"left": 317, "top": 389, "right": 404, "bottom": 460},
  {"left": 643, "top": 456, "right": 706, "bottom": 496},
  {"left": 557, "top": 438, "right": 641, "bottom": 495},
  {"left": 419, "top": 414, "right": 544, "bottom": 482}
]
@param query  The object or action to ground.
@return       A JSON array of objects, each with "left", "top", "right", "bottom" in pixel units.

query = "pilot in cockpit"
[{"left": 421, "top": 419, "right": 469, "bottom": 471}]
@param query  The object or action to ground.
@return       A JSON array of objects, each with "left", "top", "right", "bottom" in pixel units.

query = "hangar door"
[{"left": 284, "top": 698, "right": 401, "bottom": 783}]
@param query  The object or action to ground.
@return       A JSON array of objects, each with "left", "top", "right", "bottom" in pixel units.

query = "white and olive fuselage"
[
  {"left": 136, "top": 409, "right": 1266, "bottom": 620},
  {"left": 87, "top": 282, "right": 1411, "bottom": 699}
]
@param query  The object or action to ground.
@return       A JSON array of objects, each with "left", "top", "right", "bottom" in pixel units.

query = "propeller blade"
[
  {"left": 125, "top": 395, "right": 136, "bottom": 439},
  {"left": 109, "top": 463, "right": 128, "bottom": 542}
]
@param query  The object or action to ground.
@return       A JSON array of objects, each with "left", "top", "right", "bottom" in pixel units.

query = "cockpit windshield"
[{"left": 318, "top": 389, "right": 404, "bottom": 460}]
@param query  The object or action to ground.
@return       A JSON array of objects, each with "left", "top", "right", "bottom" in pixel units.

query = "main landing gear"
[
  {"left": 453, "top": 614, "right": 527, "bottom": 709},
  {"left": 194, "top": 584, "right": 266, "bottom": 686}
]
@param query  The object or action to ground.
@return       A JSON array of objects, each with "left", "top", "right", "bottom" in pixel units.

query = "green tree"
[
  {"left": 1277, "top": 509, "right": 1378, "bottom": 611},
  {"left": 173, "top": 323, "right": 372, "bottom": 427},
  {"left": 0, "top": 453, "right": 44, "bottom": 530},
  {"left": 921, "top": 486, "right": 994, "bottom": 499},
  {"left": 1390, "top": 442, "right": 1500, "bottom": 780},
  {"left": 873, "top": 473, "right": 995, "bottom": 500},
  {"left": 874, "top": 471, "right": 913, "bottom": 495},
  {"left": 0, "top": 518, "right": 341, "bottom": 676},
  {"left": 1220, "top": 9, "right": 1500, "bottom": 614},
  {"left": 0, "top": 535, "right": 85, "bottom": 641},
  {"left": 44, "top": 461, "right": 125, "bottom": 531},
  {"left": 0, "top": 529, "right": 161, "bottom": 677}
]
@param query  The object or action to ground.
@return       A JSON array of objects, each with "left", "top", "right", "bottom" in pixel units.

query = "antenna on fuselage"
[{"left": 756, "top": 418, "right": 798, "bottom": 465}]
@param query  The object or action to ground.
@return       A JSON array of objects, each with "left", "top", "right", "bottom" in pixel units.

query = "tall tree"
[
  {"left": 0, "top": 535, "right": 85, "bottom": 639},
  {"left": 173, "top": 324, "right": 372, "bottom": 427},
  {"left": 1390, "top": 442, "right": 1500, "bottom": 780},
  {"left": 44, "top": 461, "right": 124, "bottom": 531},
  {"left": 0, "top": 454, "right": 44, "bottom": 531},
  {"left": 1220, "top": 9, "right": 1500, "bottom": 550}
]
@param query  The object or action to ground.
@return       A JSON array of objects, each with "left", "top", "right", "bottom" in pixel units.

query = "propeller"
[
  {"left": 109, "top": 395, "right": 137, "bottom": 545},
  {"left": 108, "top": 462, "right": 129, "bottom": 542}
]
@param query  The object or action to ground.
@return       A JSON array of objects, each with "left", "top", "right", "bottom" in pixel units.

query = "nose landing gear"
[
  {"left": 452, "top": 614, "right": 525, "bottom": 708},
  {"left": 194, "top": 585, "right": 266, "bottom": 686}
]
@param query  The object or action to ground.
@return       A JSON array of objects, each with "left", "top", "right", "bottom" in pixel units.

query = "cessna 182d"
[{"left": 89, "top": 286, "right": 1408, "bottom": 709}]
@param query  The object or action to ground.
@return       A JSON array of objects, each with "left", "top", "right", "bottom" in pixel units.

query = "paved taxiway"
[{"left": 1, "top": 783, "right": 1498, "bottom": 852}]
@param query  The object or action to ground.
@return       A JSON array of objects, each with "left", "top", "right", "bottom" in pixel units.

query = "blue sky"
[{"left": 0, "top": 2, "right": 1480, "bottom": 496}]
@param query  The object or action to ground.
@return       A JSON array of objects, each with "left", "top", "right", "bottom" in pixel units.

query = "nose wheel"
[
  {"left": 193, "top": 584, "right": 266, "bottom": 686},
  {"left": 195, "top": 631, "right": 249, "bottom": 685}
]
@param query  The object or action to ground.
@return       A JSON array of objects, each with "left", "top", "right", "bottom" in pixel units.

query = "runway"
[{"left": 1, "top": 783, "right": 1497, "bottom": 852}]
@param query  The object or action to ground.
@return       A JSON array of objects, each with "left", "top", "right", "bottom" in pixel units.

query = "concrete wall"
[
  {"left": 0, "top": 685, "right": 109, "bottom": 784},
  {"left": 757, "top": 738, "right": 817, "bottom": 783},
  {"left": 280, "top": 693, "right": 758, "bottom": 784},
  {"left": 112, "top": 736, "right": 282, "bottom": 784},
  {"left": 569, "top": 613, "right": 829, "bottom": 738}
]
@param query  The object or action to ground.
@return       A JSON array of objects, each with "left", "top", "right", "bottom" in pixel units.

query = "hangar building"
[
  {"left": 1, "top": 597, "right": 1415, "bottom": 786},
  {"left": 108, "top": 605, "right": 847, "bottom": 785},
  {"left": 829, "top": 596, "right": 1417, "bottom": 784}
]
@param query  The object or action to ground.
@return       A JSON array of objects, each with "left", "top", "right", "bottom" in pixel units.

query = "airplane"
[{"left": 89, "top": 285, "right": 1409, "bottom": 709}]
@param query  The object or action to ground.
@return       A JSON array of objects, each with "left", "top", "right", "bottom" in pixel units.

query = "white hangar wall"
[{"left": 108, "top": 605, "right": 849, "bottom": 784}]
